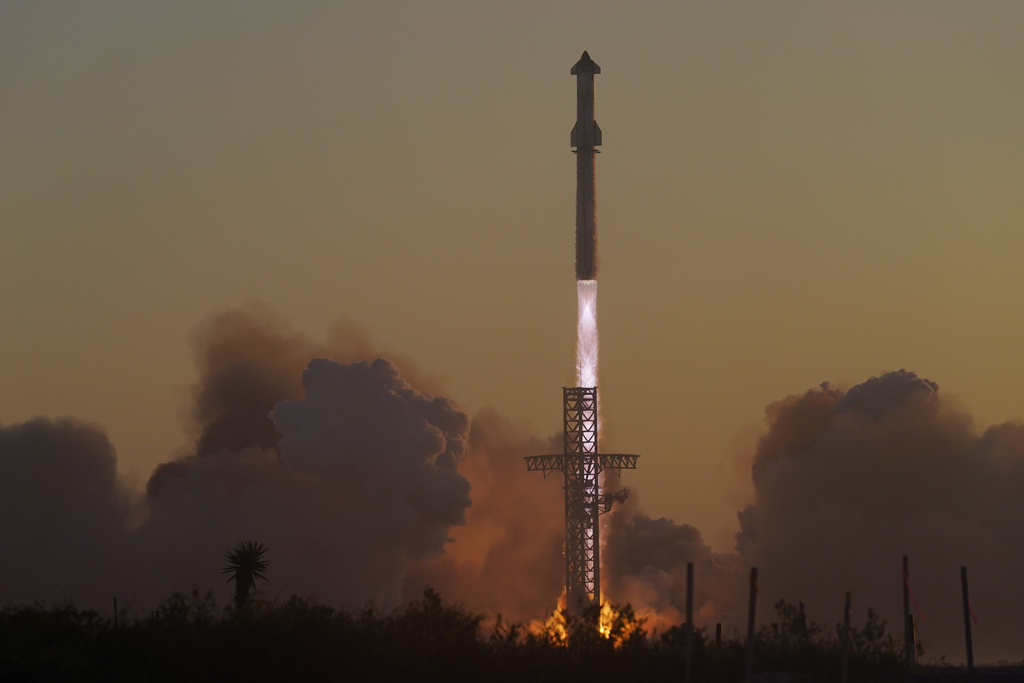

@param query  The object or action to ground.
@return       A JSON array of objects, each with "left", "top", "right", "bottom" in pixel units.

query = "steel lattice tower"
[{"left": 525, "top": 387, "right": 638, "bottom": 604}]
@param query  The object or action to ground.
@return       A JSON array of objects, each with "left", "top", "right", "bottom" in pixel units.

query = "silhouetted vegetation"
[
  {"left": 0, "top": 591, "right": 910, "bottom": 682},
  {"left": 221, "top": 540, "right": 269, "bottom": 611}
]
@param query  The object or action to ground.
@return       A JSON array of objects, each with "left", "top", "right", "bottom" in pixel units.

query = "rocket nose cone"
[{"left": 571, "top": 51, "right": 600, "bottom": 75}]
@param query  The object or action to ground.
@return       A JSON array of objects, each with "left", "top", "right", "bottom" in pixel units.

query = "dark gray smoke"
[
  {"left": 135, "top": 307, "right": 473, "bottom": 609},
  {"left": 603, "top": 494, "right": 742, "bottom": 632},
  {"left": 598, "top": 370, "right": 1024, "bottom": 660},
  {"left": 148, "top": 304, "right": 427, "bottom": 499},
  {"left": 0, "top": 306, "right": 475, "bottom": 611},
  {"left": 132, "top": 355, "right": 472, "bottom": 609},
  {"left": 0, "top": 418, "right": 133, "bottom": 606},
  {"left": 734, "top": 369, "right": 1024, "bottom": 661}
]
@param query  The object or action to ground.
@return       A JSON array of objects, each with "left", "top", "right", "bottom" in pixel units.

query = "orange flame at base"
[
  {"left": 528, "top": 592, "right": 569, "bottom": 646},
  {"left": 598, "top": 600, "right": 615, "bottom": 639}
]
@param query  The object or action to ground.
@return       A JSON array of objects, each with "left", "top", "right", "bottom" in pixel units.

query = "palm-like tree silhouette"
[{"left": 222, "top": 541, "right": 269, "bottom": 610}]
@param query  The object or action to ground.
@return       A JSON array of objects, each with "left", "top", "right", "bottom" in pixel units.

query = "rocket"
[{"left": 572, "top": 51, "right": 601, "bottom": 281}]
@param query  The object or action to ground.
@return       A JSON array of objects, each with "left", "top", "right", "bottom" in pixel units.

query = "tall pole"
[
  {"left": 903, "top": 555, "right": 914, "bottom": 672},
  {"left": 685, "top": 561, "right": 694, "bottom": 683},
  {"left": 745, "top": 567, "right": 758, "bottom": 683},
  {"left": 961, "top": 566, "right": 974, "bottom": 682},
  {"left": 841, "top": 591, "right": 851, "bottom": 683}
]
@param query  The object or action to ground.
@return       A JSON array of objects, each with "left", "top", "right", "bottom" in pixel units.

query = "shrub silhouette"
[{"left": 0, "top": 590, "right": 910, "bottom": 682}]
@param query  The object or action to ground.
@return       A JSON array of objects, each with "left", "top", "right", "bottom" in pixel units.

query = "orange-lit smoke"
[
  {"left": 602, "top": 481, "right": 742, "bottom": 634},
  {"left": 401, "top": 408, "right": 565, "bottom": 622},
  {"left": 0, "top": 304, "right": 566, "bottom": 620}
]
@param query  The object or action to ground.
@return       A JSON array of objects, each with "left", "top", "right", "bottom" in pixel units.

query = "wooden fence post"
[
  {"left": 961, "top": 566, "right": 974, "bottom": 682},
  {"left": 745, "top": 567, "right": 758, "bottom": 683}
]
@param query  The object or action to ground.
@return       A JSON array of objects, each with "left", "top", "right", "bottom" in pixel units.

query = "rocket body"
[{"left": 572, "top": 51, "right": 601, "bottom": 281}]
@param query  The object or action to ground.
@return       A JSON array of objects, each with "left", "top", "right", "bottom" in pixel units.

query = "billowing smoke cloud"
[
  {"left": 733, "top": 370, "right": 1024, "bottom": 661},
  {"left": 147, "top": 304, "right": 431, "bottom": 499},
  {"left": 603, "top": 494, "right": 742, "bottom": 633},
  {"left": 134, "top": 355, "right": 473, "bottom": 609},
  {"left": 273, "top": 357, "right": 471, "bottom": 592},
  {"left": 598, "top": 369, "right": 1024, "bottom": 661},
  {"left": 0, "top": 305, "right": 566, "bottom": 617},
  {"left": 0, "top": 418, "right": 133, "bottom": 605},
  {"left": 6, "top": 306, "right": 1024, "bottom": 662},
  {"left": 144, "top": 304, "right": 565, "bottom": 618},
  {"left": 401, "top": 408, "right": 565, "bottom": 622},
  {"left": 135, "top": 306, "right": 473, "bottom": 609},
  {"left": 0, "top": 306, "right": 476, "bottom": 611}
]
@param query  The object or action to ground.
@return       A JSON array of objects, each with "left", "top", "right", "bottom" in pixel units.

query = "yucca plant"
[{"left": 222, "top": 541, "right": 269, "bottom": 610}]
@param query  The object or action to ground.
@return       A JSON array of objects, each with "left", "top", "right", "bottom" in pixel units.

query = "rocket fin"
[{"left": 572, "top": 122, "right": 602, "bottom": 147}]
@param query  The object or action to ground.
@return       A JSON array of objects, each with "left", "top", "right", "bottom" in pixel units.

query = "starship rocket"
[{"left": 572, "top": 51, "right": 601, "bottom": 281}]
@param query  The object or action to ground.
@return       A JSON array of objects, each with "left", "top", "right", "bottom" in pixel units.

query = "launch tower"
[{"left": 524, "top": 52, "right": 639, "bottom": 606}]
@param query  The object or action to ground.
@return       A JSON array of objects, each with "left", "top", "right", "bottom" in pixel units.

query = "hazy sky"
[{"left": 3, "top": 1, "right": 1023, "bottom": 553}]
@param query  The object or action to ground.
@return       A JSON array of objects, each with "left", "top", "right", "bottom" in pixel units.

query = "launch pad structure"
[
  {"left": 524, "top": 387, "right": 637, "bottom": 604},
  {"left": 525, "top": 52, "right": 639, "bottom": 607}
]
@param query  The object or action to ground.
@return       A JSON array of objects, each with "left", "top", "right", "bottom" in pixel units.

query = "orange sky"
[{"left": 2, "top": 1, "right": 1024, "bottom": 552}]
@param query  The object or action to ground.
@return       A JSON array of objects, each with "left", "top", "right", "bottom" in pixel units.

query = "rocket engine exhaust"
[{"left": 576, "top": 280, "right": 598, "bottom": 389}]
